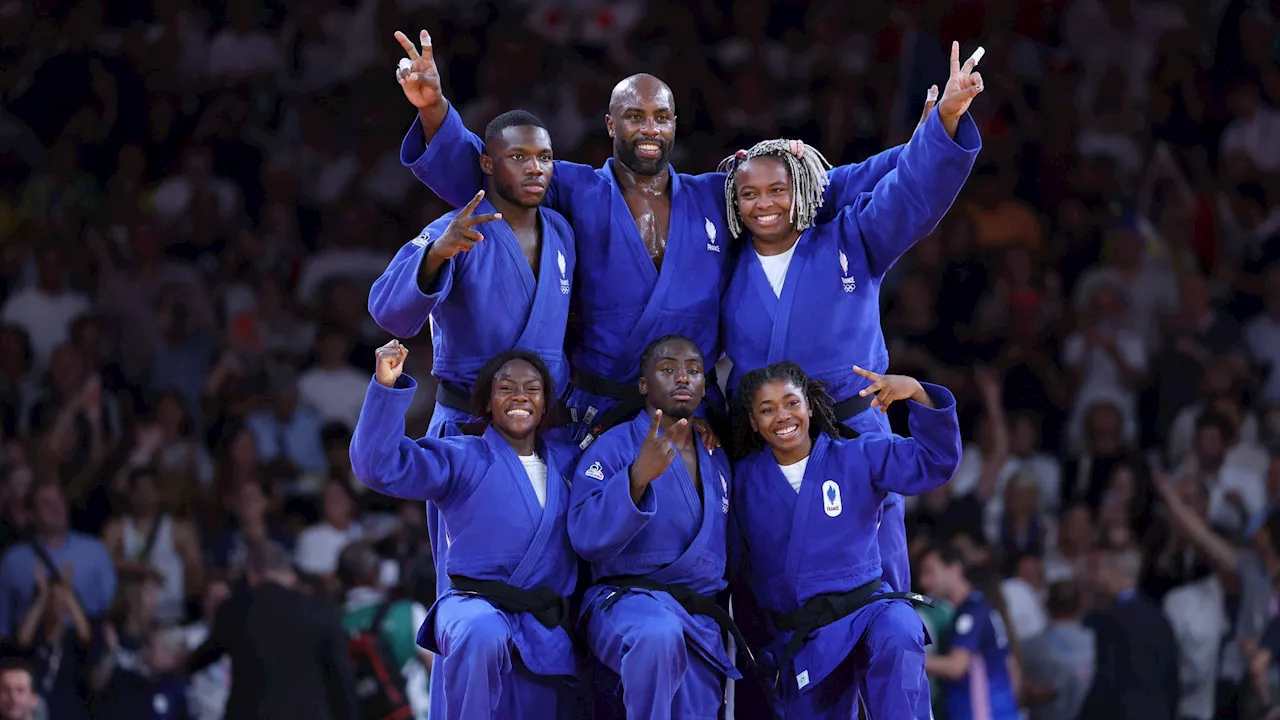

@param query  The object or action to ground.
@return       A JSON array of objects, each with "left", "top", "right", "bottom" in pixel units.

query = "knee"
[
  {"left": 623, "top": 616, "right": 686, "bottom": 666},
  {"left": 866, "top": 603, "right": 926, "bottom": 658},
  {"left": 454, "top": 613, "right": 513, "bottom": 663}
]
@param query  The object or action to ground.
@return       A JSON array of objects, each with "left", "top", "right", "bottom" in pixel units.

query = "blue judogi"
[
  {"left": 368, "top": 199, "right": 576, "bottom": 436},
  {"left": 568, "top": 411, "right": 738, "bottom": 720},
  {"left": 721, "top": 110, "right": 980, "bottom": 597},
  {"left": 399, "top": 106, "right": 908, "bottom": 444},
  {"left": 731, "top": 383, "right": 962, "bottom": 718},
  {"left": 350, "top": 375, "right": 582, "bottom": 720}
]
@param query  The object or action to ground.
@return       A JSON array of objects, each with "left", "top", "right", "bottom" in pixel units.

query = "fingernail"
[{"left": 494, "top": 213, "right": 502, "bottom": 218}]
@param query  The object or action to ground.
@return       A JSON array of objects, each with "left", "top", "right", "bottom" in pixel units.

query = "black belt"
[
  {"left": 832, "top": 392, "right": 874, "bottom": 426},
  {"left": 434, "top": 382, "right": 473, "bottom": 414},
  {"left": 597, "top": 575, "right": 756, "bottom": 667},
  {"left": 768, "top": 580, "right": 933, "bottom": 689},
  {"left": 572, "top": 370, "right": 646, "bottom": 449},
  {"left": 450, "top": 576, "right": 573, "bottom": 633}
]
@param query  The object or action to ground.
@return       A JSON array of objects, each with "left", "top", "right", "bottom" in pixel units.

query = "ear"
[
  {"left": 749, "top": 415, "right": 759, "bottom": 434},
  {"left": 637, "top": 377, "right": 647, "bottom": 396},
  {"left": 605, "top": 114, "right": 615, "bottom": 138},
  {"left": 480, "top": 154, "right": 495, "bottom": 176}
]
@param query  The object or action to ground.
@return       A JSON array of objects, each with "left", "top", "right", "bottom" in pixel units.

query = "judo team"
[{"left": 351, "top": 26, "right": 993, "bottom": 720}]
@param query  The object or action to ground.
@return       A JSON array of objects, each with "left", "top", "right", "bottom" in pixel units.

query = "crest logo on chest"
[
  {"left": 557, "top": 250, "right": 570, "bottom": 294},
  {"left": 584, "top": 462, "right": 605, "bottom": 481},
  {"left": 821, "top": 480, "right": 842, "bottom": 517},
  {"left": 719, "top": 472, "right": 729, "bottom": 514},
  {"left": 839, "top": 250, "right": 855, "bottom": 292},
  {"left": 705, "top": 218, "right": 721, "bottom": 253}
]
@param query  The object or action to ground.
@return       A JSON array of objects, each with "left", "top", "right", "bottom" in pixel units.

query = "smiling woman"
[
  {"left": 349, "top": 340, "right": 586, "bottom": 719},
  {"left": 717, "top": 139, "right": 834, "bottom": 253}
]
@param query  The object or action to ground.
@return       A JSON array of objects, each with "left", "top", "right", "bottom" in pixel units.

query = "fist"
[{"left": 375, "top": 340, "right": 409, "bottom": 388}]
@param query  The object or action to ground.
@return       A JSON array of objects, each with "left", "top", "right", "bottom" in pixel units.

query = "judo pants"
[
  {"left": 586, "top": 591, "right": 724, "bottom": 720},
  {"left": 431, "top": 595, "right": 570, "bottom": 720},
  {"left": 774, "top": 601, "right": 929, "bottom": 720}
]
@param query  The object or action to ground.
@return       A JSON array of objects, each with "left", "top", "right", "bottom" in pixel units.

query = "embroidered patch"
[
  {"left": 796, "top": 670, "right": 810, "bottom": 690},
  {"left": 955, "top": 613, "right": 973, "bottom": 636},
  {"left": 558, "top": 250, "right": 570, "bottom": 294},
  {"left": 720, "top": 472, "right": 729, "bottom": 514},
  {"left": 705, "top": 217, "right": 721, "bottom": 252},
  {"left": 839, "top": 250, "right": 855, "bottom": 292},
  {"left": 821, "top": 480, "right": 842, "bottom": 517},
  {"left": 584, "top": 462, "right": 605, "bottom": 480},
  {"left": 411, "top": 229, "right": 431, "bottom": 248}
]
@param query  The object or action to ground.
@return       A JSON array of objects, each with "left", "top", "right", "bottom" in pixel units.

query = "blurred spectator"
[
  {"left": 185, "top": 541, "right": 356, "bottom": 720},
  {"left": 1079, "top": 546, "right": 1180, "bottom": 720},
  {"left": 0, "top": 658, "right": 40, "bottom": 720},
  {"left": 337, "top": 541, "right": 430, "bottom": 719}
]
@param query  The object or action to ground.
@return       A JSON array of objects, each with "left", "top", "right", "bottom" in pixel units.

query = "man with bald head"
[{"left": 385, "top": 31, "right": 968, "bottom": 456}]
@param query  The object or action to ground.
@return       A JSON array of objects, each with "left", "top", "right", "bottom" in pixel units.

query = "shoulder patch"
[
  {"left": 411, "top": 229, "right": 431, "bottom": 248},
  {"left": 584, "top": 462, "right": 604, "bottom": 481}
]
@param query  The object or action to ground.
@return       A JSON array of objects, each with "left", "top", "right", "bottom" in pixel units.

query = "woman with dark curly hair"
[
  {"left": 350, "top": 340, "right": 583, "bottom": 720},
  {"left": 729, "top": 360, "right": 962, "bottom": 719}
]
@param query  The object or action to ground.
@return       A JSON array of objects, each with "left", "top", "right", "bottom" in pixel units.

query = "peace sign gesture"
[
  {"left": 854, "top": 366, "right": 932, "bottom": 413},
  {"left": 629, "top": 410, "right": 688, "bottom": 502},
  {"left": 937, "top": 42, "right": 985, "bottom": 120},
  {"left": 428, "top": 191, "right": 503, "bottom": 263},
  {"left": 394, "top": 29, "right": 443, "bottom": 111}
]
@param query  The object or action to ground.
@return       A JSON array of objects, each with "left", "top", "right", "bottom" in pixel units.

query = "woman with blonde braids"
[{"left": 720, "top": 42, "right": 985, "bottom": 719}]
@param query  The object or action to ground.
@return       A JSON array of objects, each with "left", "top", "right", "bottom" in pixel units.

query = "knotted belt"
[
  {"left": 768, "top": 579, "right": 934, "bottom": 689},
  {"left": 596, "top": 574, "right": 756, "bottom": 667}
]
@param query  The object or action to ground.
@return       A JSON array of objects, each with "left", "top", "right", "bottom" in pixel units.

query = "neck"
[
  {"left": 771, "top": 436, "right": 813, "bottom": 466},
  {"left": 752, "top": 231, "right": 801, "bottom": 257},
  {"left": 35, "top": 529, "right": 65, "bottom": 548},
  {"left": 614, "top": 161, "right": 669, "bottom": 197},
  {"left": 487, "top": 191, "right": 539, "bottom": 231},
  {"left": 498, "top": 427, "right": 537, "bottom": 456},
  {"left": 650, "top": 408, "right": 693, "bottom": 447},
  {"left": 132, "top": 511, "right": 158, "bottom": 526},
  {"left": 948, "top": 579, "right": 973, "bottom": 607}
]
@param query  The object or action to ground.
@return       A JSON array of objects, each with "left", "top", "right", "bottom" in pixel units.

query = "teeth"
[
  {"left": 776, "top": 426, "right": 797, "bottom": 437},
  {"left": 506, "top": 409, "right": 530, "bottom": 417},
  {"left": 756, "top": 214, "right": 780, "bottom": 223}
]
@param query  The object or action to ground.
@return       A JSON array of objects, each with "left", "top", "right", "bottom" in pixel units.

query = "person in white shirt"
[
  {"left": 294, "top": 478, "right": 363, "bottom": 585},
  {"left": 297, "top": 325, "right": 369, "bottom": 430},
  {"left": 0, "top": 245, "right": 89, "bottom": 373},
  {"left": 1062, "top": 280, "right": 1146, "bottom": 452}
]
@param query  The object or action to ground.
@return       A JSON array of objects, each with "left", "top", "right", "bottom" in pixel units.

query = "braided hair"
[
  {"left": 730, "top": 360, "right": 843, "bottom": 459},
  {"left": 717, "top": 140, "right": 833, "bottom": 239},
  {"left": 465, "top": 349, "right": 557, "bottom": 434}
]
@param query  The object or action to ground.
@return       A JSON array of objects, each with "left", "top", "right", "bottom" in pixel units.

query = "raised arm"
[
  {"left": 349, "top": 341, "right": 478, "bottom": 502},
  {"left": 368, "top": 192, "right": 501, "bottom": 338},
  {"left": 851, "top": 367, "right": 962, "bottom": 496},
  {"left": 851, "top": 43, "right": 985, "bottom": 277},
  {"left": 817, "top": 88, "right": 941, "bottom": 223},
  {"left": 567, "top": 419, "right": 667, "bottom": 562}
]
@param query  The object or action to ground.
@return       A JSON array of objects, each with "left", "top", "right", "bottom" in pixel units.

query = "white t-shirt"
[
  {"left": 779, "top": 456, "right": 809, "bottom": 493},
  {"left": 757, "top": 242, "right": 800, "bottom": 298},
  {"left": 520, "top": 454, "right": 548, "bottom": 508}
]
